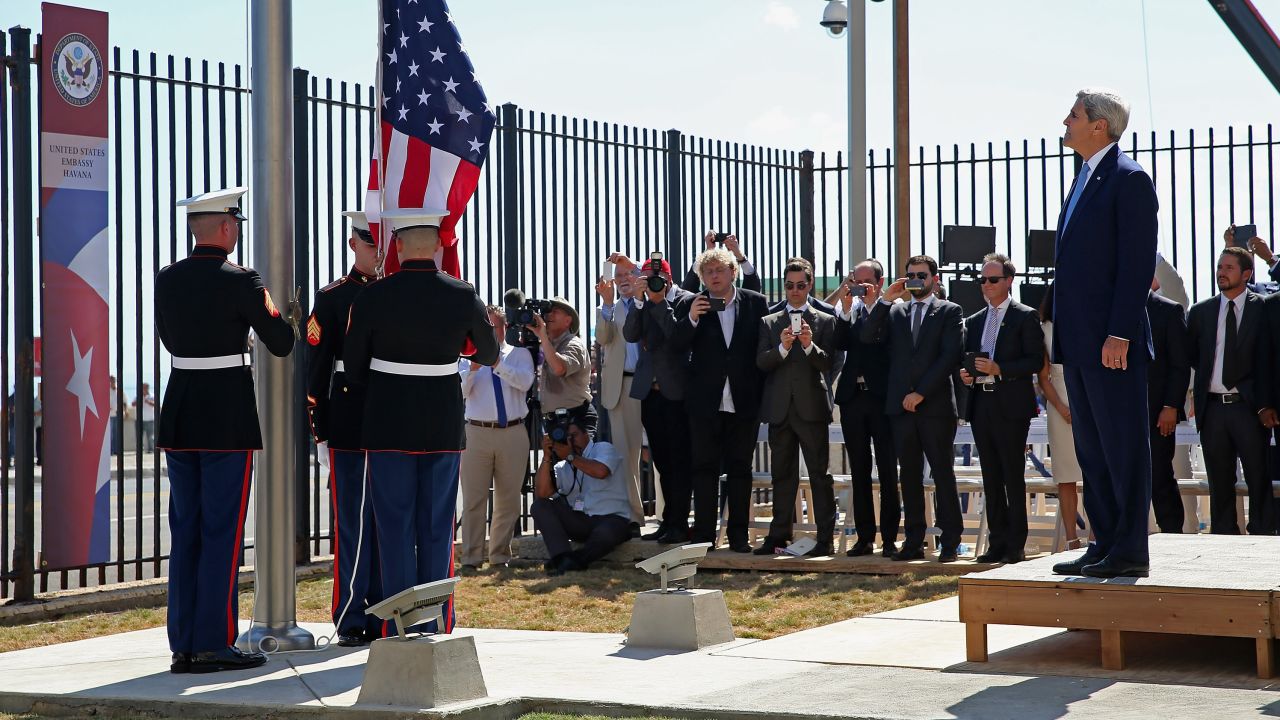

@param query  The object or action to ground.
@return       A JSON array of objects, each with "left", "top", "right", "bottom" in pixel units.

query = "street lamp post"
[{"left": 820, "top": 0, "right": 871, "bottom": 268}]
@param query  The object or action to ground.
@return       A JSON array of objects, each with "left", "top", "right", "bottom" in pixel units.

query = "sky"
[
  {"left": 5, "top": 0, "right": 1280, "bottom": 396},
  {"left": 7, "top": 0, "right": 1280, "bottom": 153}
]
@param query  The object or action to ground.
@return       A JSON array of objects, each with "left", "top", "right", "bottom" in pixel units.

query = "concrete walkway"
[{"left": 0, "top": 596, "right": 1276, "bottom": 719}]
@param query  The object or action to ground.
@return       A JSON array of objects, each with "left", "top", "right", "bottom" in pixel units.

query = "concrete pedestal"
[
  {"left": 356, "top": 635, "right": 488, "bottom": 707},
  {"left": 626, "top": 588, "right": 735, "bottom": 651}
]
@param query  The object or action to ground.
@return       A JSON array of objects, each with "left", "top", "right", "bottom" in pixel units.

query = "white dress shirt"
[
  {"left": 1209, "top": 291, "right": 1248, "bottom": 394},
  {"left": 460, "top": 343, "right": 536, "bottom": 422}
]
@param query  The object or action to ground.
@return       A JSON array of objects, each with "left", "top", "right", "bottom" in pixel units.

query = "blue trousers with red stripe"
[
  {"left": 330, "top": 449, "right": 383, "bottom": 635},
  {"left": 166, "top": 450, "right": 252, "bottom": 653},
  {"left": 367, "top": 451, "right": 460, "bottom": 634}
]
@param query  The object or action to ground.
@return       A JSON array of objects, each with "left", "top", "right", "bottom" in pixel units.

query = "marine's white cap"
[
  {"left": 342, "top": 210, "right": 374, "bottom": 243},
  {"left": 381, "top": 208, "right": 449, "bottom": 233},
  {"left": 176, "top": 187, "right": 247, "bottom": 220}
]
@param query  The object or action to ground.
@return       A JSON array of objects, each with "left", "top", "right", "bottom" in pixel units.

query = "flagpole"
[
  {"left": 239, "top": 0, "right": 314, "bottom": 653},
  {"left": 374, "top": 0, "right": 389, "bottom": 279}
]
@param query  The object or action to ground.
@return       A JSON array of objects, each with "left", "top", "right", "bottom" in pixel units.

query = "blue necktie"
[
  {"left": 1061, "top": 161, "right": 1090, "bottom": 231},
  {"left": 623, "top": 298, "right": 634, "bottom": 313},
  {"left": 490, "top": 368, "right": 507, "bottom": 425}
]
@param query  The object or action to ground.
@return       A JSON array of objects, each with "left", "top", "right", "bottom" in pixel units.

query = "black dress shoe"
[
  {"left": 753, "top": 539, "right": 785, "bottom": 556},
  {"left": 729, "top": 541, "right": 752, "bottom": 553},
  {"left": 1052, "top": 553, "right": 1104, "bottom": 576},
  {"left": 892, "top": 546, "right": 925, "bottom": 561},
  {"left": 641, "top": 524, "right": 669, "bottom": 541},
  {"left": 170, "top": 652, "right": 191, "bottom": 674},
  {"left": 189, "top": 646, "right": 267, "bottom": 674},
  {"left": 1003, "top": 552, "right": 1026, "bottom": 564},
  {"left": 362, "top": 628, "right": 384, "bottom": 643},
  {"left": 938, "top": 546, "right": 959, "bottom": 563},
  {"left": 975, "top": 548, "right": 1006, "bottom": 563},
  {"left": 337, "top": 631, "right": 368, "bottom": 647},
  {"left": 657, "top": 527, "right": 692, "bottom": 544},
  {"left": 803, "top": 542, "right": 834, "bottom": 557},
  {"left": 845, "top": 540, "right": 874, "bottom": 557},
  {"left": 1082, "top": 556, "right": 1149, "bottom": 578},
  {"left": 629, "top": 522, "right": 642, "bottom": 539},
  {"left": 880, "top": 541, "right": 898, "bottom": 559}
]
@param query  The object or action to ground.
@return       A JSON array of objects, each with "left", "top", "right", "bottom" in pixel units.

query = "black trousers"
[
  {"left": 766, "top": 406, "right": 837, "bottom": 543},
  {"left": 530, "top": 497, "right": 631, "bottom": 565},
  {"left": 839, "top": 395, "right": 900, "bottom": 545},
  {"left": 1149, "top": 405, "right": 1184, "bottom": 533},
  {"left": 689, "top": 410, "right": 758, "bottom": 546},
  {"left": 641, "top": 389, "right": 692, "bottom": 532},
  {"left": 970, "top": 392, "right": 1030, "bottom": 555},
  {"left": 1199, "top": 398, "right": 1275, "bottom": 535},
  {"left": 892, "top": 413, "right": 962, "bottom": 550}
]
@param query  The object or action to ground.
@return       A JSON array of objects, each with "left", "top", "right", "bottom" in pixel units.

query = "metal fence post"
[
  {"left": 665, "top": 129, "right": 683, "bottom": 274},
  {"left": 500, "top": 103, "right": 520, "bottom": 293},
  {"left": 292, "top": 67, "right": 311, "bottom": 566},
  {"left": 8, "top": 25, "right": 35, "bottom": 602},
  {"left": 799, "top": 149, "right": 816, "bottom": 270}
]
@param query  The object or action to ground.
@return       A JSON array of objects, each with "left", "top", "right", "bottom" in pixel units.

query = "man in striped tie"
[{"left": 957, "top": 253, "right": 1045, "bottom": 564}]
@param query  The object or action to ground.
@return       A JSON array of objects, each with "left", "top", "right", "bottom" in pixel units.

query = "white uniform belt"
[
  {"left": 171, "top": 353, "right": 251, "bottom": 370},
  {"left": 334, "top": 360, "right": 346, "bottom": 373},
  {"left": 370, "top": 358, "right": 458, "bottom": 377}
]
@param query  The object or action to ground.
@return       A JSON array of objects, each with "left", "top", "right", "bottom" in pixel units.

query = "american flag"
[{"left": 367, "top": 0, "right": 496, "bottom": 277}]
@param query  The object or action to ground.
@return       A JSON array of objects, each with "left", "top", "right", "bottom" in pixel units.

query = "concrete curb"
[{"left": 0, "top": 560, "right": 334, "bottom": 627}]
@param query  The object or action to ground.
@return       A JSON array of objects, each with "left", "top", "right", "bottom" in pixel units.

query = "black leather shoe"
[
  {"left": 804, "top": 542, "right": 834, "bottom": 557},
  {"left": 938, "top": 546, "right": 959, "bottom": 563},
  {"left": 629, "top": 522, "right": 642, "bottom": 539},
  {"left": 337, "top": 631, "right": 367, "bottom": 647},
  {"left": 170, "top": 652, "right": 191, "bottom": 674},
  {"left": 641, "top": 524, "right": 668, "bottom": 541},
  {"left": 1052, "top": 553, "right": 1104, "bottom": 576},
  {"left": 1003, "top": 552, "right": 1026, "bottom": 564},
  {"left": 891, "top": 546, "right": 925, "bottom": 561},
  {"left": 729, "top": 541, "right": 752, "bottom": 553},
  {"left": 880, "top": 541, "right": 898, "bottom": 558},
  {"left": 1082, "top": 556, "right": 1149, "bottom": 578},
  {"left": 657, "top": 527, "right": 692, "bottom": 544},
  {"left": 189, "top": 646, "right": 267, "bottom": 674},
  {"left": 975, "top": 548, "right": 1006, "bottom": 563},
  {"left": 362, "top": 628, "right": 384, "bottom": 643},
  {"left": 753, "top": 539, "right": 785, "bottom": 556},
  {"left": 845, "top": 540, "right": 874, "bottom": 557}
]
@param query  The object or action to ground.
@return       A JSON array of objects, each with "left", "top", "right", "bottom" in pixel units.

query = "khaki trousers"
[
  {"left": 607, "top": 375, "right": 645, "bottom": 523},
  {"left": 460, "top": 422, "right": 531, "bottom": 565}
]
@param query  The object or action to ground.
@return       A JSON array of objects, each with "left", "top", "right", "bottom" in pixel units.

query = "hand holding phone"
[
  {"left": 789, "top": 312, "right": 803, "bottom": 334},
  {"left": 1232, "top": 223, "right": 1258, "bottom": 248},
  {"left": 964, "top": 351, "right": 990, "bottom": 376},
  {"left": 706, "top": 296, "right": 727, "bottom": 312}
]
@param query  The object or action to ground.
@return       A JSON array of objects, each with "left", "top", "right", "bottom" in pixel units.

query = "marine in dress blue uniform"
[
  {"left": 342, "top": 208, "right": 500, "bottom": 635},
  {"left": 305, "top": 210, "right": 382, "bottom": 646},
  {"left": 157, "top": 188, "right": 298, "bottom": 673}
]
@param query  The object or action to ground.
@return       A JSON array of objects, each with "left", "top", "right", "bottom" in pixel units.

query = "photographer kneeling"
[{"left": 530, "top": 412, "right": 631, "bottom": 576}]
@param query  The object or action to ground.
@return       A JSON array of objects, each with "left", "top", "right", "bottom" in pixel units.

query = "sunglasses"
[
  {"left": 784, "top": 281, "right": 810, "bottom": 290},
  {"left": 905, "top": 272, "right": 930, "bottom": 280},
  {"left": 977, "top": 275, "right": 1008, "bottom": 284}
]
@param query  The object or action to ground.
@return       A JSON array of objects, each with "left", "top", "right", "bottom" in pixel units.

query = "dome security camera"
[{"left": 820, "top": 0, "right": 848, "bottom": 37}]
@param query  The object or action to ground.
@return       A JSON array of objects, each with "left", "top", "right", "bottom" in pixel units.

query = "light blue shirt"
[{"left": 553, "top": 440, "right": 630, "bottom": 520}]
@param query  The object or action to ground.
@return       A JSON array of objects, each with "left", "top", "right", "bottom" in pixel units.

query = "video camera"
[
  {"left": 645, "top": 251, "right": 668, "bottom": 293},
  {"left": 502, "top": 288, "right": 551, "bottom": 348}
]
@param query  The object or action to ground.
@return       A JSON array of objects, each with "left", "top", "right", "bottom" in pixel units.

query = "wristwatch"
[{"left": 565, "top": 453, "right": 577, "bottom": 463}]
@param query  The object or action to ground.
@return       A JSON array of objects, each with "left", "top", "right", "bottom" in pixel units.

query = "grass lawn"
[{"left": 0, "top": 563, "right": 957, "bottom": 654}]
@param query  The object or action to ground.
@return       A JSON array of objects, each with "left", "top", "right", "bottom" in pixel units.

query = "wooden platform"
[{"left": 959, "top": 533, "right": 1280, "bottom": 678}]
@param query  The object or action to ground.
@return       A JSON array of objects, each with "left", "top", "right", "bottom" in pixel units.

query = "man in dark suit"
[
  {"left": 343, "top": 208, "right": 500, "bottom": 634},
  {"left": 680, "top": 231, "right": 763, "bottom": 294},
  {"left": 753, "top": 260, "right": 838, "bottom": 556},
  {"left": 768, "top": 257, "right": 844, "bottom": 396},
  {"left": 1146, "top": 281, "right": 1192, "bottom": 533},
  {"left": 1050, "top": 89, "right": 1159, "bottom": 579},
  {"left": 1188, "top": 248, "right": 1276, "bottom": 535},
  {"left": 623, "top": 256, "right": 695, "bottom": 543},
  {"left": 669, "top": 248, "right": 770, "bottom": 551},
  {"left": 860, "top": 255, "right": 965, "bottom": 562},
  {"left": 831, "top": 260, "right": 899, "bottom": 558},
  {"left": 957, "top": 254, "right": 1044, "bottom": 564}
]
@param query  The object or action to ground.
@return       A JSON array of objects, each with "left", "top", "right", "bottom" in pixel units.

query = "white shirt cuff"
[
  {"left": 739, "top": 259, "right": 755, "bottom": 275},
  {"left": 778, "top": 342, "right": 789, "bottom": 357}
]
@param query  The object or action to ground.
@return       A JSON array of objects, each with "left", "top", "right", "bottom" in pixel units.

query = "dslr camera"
[
  {"left": 502, "top": 288, "right": 553, "bottom": 349},
  {"left": 544, "top": 407, "right": 573, "bottom": 447},
  {"left": 645, "top": 251, "right": 668, "bottom": 293}
]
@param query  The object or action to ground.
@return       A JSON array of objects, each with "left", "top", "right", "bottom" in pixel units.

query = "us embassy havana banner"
[{"left": 40, "top": 2, "right": 111, "bottom": 568}]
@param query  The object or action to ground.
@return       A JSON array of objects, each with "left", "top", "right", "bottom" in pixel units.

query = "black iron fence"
[{"left": 3, "top": 27, "right": 1278, "bottom": 599}]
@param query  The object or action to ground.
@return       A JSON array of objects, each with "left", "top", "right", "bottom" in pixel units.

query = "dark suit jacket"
[
  {"left": 1146, "top": 291, "right": 1191, "bottom": 421},
  {"left": 833, "top": 304, "right": 892, "bottom": 406},
  {"left": 860, "top": 297, "right": 965, "bottom": 418},
  {"left": 1051, "top": 146, "right": 1158, "bottom": 368},
  {"left": 682, "top": 266, "right": 763, "bottom": 294},
  {"left": 669, "top": 288, "right": 770, "bottom": 419},
  {"left": 771, "top": 296, "right": 844, "bottom": 394},
  {"left": 622, "top": 290, "right": 694, "bottom": 401},
  {"left": 959, "top": 300, "right": 1044, "bottom": 422},
  {"left": 755, "top": 308, "right": 836, "bottom": 425},
  {"left": 1186, "top": 291, "right": 1271, "bottom": 430}
]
